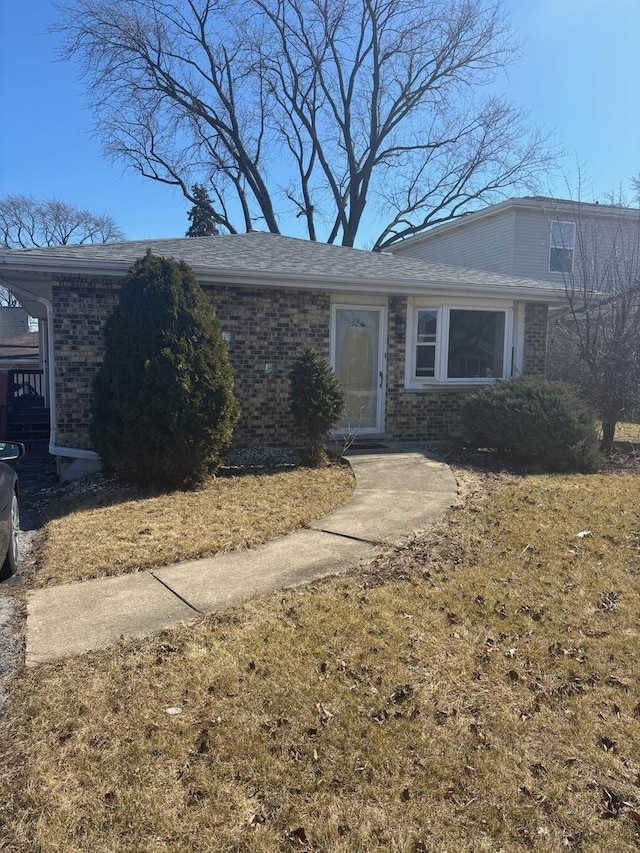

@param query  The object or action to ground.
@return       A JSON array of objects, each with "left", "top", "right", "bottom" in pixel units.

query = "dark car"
[{"left": 0, "top": 442, "right": 24, "bottom": 581}]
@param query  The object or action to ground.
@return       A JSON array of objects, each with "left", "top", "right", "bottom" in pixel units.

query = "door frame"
[{"left": 330, "top": 302, "right": 387, "bottom": 435}]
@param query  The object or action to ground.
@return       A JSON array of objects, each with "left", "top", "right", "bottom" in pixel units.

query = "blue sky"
[{"left": 1, "top": 0, "right": 638, "bottom": 243}]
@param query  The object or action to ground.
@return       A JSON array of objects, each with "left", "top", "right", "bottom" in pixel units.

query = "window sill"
[{"left": 404, "top": 378, "right": 502, "bottom": 391}]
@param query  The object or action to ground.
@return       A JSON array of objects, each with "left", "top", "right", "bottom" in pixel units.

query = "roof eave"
[
  {"left": 0, "top": 253, "right": 563, "bottom": 302},
  {"left": 392, "top": 197, "right": 640, "bottom": 251}
]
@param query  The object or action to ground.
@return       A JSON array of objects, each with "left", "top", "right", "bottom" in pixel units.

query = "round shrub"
[
  {"left": 91, "top": 250, "right": 240, "bottom": 489},
  {"left": 461, "top": 377, "right": 600, "bottom": 472}
]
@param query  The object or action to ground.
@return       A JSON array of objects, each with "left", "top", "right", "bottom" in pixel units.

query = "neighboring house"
[
  {"left": 0, "top": 329, "right": 47, "bottom": 442},
  {"left": 390, "top": 197, "right": 640, "bottom": 396},
  {"left": 0, "top": 232, "right": 563, "bottom": 478},
  {"left": 0, "top": 306, "right": 30, "bottom": 340},
  {"left": 0, "top": 331, "right": 40, "bottom": 370},
  {"left": 390, "top": 197, "right": 640, "bottom": 288}
]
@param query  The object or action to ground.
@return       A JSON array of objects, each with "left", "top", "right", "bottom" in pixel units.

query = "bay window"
[{"left": 407, "top": 301, "right": 514, "bottom": 386}]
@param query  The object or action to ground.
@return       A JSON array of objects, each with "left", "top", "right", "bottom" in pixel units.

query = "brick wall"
[
  {"left": 522, "top": 303, "right": 548, "bottom": 375},
  {"left": 52, "top": 278, "right": 121, "bottom": 449},
  {"left": 204, "top": 285, "right": 330, "bottom": 446},
  {"left": 52, "top": 277, "right": 330, "bottom": 450},
  {"left": 383, "top": 299, "right": 549, "bottom": 440},
  {"left": 384, "top": 296, "right": 469, "bottom": 439},
  {"left": 51, "top": 276, "right": 550, "bottom": 452}
]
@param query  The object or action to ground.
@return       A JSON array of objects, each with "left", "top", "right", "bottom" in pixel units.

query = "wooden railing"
[{"left": 0, "top": 370, "right": 50, "bottom": 441}]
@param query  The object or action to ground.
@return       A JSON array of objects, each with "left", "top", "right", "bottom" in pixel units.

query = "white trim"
[
  {"left": 513, "top": 302, "right": 525, "bottom": 375},
  {"left": 405, "top": 297, "right": 514, "bottom": 388},
  {"left": 330, "top": 303, "right": 387, "bottom": 435},
  {"left": 0, "top": 279, "right": 102, "bottom": 462},
  {"left": 1, "top": 281, "right": 57, "bottom": 447},
  {"left": 329, "top": 291, "right": 388, "bottom": 305},
  {"left": 548, "top": 220, "right": 576, "bottom": 273},
  {"left": 49, "top": 445, "right": 100, "bottom": 461}
]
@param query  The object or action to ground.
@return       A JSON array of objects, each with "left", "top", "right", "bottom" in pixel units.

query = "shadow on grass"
[
  {"left": 438, "top": 439, "right": 639, "bottom": 478},
  {"left": 37, "top": 462, "right": 312, "bottom": 525}
]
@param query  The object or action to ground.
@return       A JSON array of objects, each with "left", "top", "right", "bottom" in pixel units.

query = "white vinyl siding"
[
  {"left": 394, "top": 211, "right": 516, "bottom": 273},
  {"left": 394, "top": 201, "right": 640, "bottom": 287},
  {"left": 511, "top": 209, "right": 564, "bottom": 281}
]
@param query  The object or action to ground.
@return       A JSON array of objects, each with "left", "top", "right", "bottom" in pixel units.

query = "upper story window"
[
  {"left": 407, "top": 300, "right": 514, "bottom": 387},
  {"left": 549, "top": 220, "right": 576, "bottom": 273}
]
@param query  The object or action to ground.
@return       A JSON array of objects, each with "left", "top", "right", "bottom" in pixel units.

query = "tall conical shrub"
[
  {"left": 290, "top": 348, "right": 345, "bottom": 466},
  {"left": 92, "top": 250, "right": 240, "bottom": 489}
]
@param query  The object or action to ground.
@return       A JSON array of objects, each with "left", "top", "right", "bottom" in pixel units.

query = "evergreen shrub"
[
  {"left": 289, "top": 348, "right": 345, "bottom": 466},
  {"left": 91, "top": 250, "right": 240, "bottom": 489},
  {"left": 461, "top": 377, "right": 600, "bottom": 472}
]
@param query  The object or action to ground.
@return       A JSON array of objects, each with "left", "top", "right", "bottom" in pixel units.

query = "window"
[
  {"left": 549, "top": 220, "right": 576, "bottom": 273},
  {"left": 416, "top": 310, "right": 437, "bottom": 377},
  {"left": 408, "top": 302, "right": 513, "bottom": 386},
  {"left": 447, "top": 309, "right": 505, "bottom": 378}
]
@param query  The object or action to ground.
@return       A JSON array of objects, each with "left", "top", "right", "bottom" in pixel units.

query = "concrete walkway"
[{"left": 25, "top": 446, "right": 457, "bottom": 665}]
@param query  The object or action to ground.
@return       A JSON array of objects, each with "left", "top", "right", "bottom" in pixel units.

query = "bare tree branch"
[
  {"left": 546, "top": 193, "right": 640, "bottom": 452},
  {"left": 56, "top": 0, "right": 555, "bottom": 247},
  {"left": 0, "top": 194, "right": 124, "bottom": 248}
]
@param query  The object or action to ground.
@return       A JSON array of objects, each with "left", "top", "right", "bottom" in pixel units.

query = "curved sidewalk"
[{"left": 25, "top": 445, "right": 457, "bottom": 665}]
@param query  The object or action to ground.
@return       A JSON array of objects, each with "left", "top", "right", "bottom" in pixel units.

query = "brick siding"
[
  {"left": 385, "top": 296, "right": 468, "bottom": 440},
  {"left": 383, "top": 298, "right": 550, "bottom": 440},
  {"left": 204, "top": 285, "right": 330, "bottom": 446},
  {"left": 51, "top": 276, "right": 549, "bottom": 452},
  {"left": 52, "top": 278, "right": 121, "bottom": 449},
  {"left": 52, "top": 277, "right": 329, "bottom": 450},
  {"left": 522, "top": 303, "right": 548, "bottom": 375}
]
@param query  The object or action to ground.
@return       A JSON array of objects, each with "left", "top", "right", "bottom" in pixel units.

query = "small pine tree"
[
  {"left": 186, "top": 184, "right": 218, "bottom": 237},
  {"left": 92, "top": 250, "right": 240, "bottom": 489},
  {"left": 290, "top": 348, "right": 345, "bottom": 466}
]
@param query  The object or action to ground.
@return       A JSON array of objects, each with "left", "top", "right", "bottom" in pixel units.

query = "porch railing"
[{"left": 0, "top": 370, "right": 50, "bottom": 441}]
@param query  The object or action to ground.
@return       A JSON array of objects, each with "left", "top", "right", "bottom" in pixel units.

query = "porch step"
[{"left": 6, "top": 409, "right": 50, "bottom": 442}]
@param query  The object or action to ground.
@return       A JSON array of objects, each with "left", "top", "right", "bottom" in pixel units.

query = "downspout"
[{"left": 41, "top": 294, "right": 57, "bottom": 448}]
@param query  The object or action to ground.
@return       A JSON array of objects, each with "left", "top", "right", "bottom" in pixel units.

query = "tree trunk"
[{"left": 600, "top": 419, "right": 617, "bottom": 455}]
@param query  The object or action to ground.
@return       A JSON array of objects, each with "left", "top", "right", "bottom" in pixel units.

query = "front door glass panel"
[{"left": 334, "top": 308, "right": 381, "bottom": 431}]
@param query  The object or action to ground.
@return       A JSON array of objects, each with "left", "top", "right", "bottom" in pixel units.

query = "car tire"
[{"left": 0, "top": 493, "right": 20, "bottom": 581}]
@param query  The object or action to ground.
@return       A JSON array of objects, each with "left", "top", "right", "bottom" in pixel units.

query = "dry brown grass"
[
  {"left": 616, "top": 422, "right": 640, "bottom": 443},
  {"left": 30, "top": 465, "right": 355, "bottom": 588},
  {"left": 3, "top": 469, "right": 640, "bottom": 851}
]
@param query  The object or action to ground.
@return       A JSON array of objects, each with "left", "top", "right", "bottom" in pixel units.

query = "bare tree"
[
  {"left": 0, "top": 195, "right": 124, "bottom": 309},
  {"left": 547, "top": 196, "right": 640, "bottom": 453},
  {"left": 56, "top": 0, "right": 554, "bottom": 249},
  {"left": 0, "top": 195, "right": 124, "bottom": 249}
]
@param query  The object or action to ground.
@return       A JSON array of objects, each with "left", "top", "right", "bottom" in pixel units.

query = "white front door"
[{"left": 331, "top": 305, "right": 386, "bottom": 434}]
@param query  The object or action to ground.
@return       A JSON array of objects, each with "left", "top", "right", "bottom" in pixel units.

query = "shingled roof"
[{"left": 0, "top": 231, "right": 563, "bottom": 300}]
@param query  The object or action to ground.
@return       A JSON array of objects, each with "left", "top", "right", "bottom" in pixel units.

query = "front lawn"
[
  {"left": 30, "top": 464, "right": 355, "bottom": 587},
  {"left": 3, "top": 466, "right": 640, "bottom": 851},
  {"left": 615, "top": 421, "right": 640, "bottom": 443}
]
